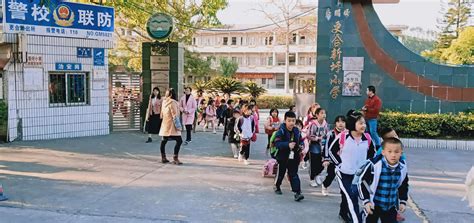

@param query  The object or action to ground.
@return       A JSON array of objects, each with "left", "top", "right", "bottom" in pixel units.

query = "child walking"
[
  {"left": 321, "top": 115, "right": 346, "bottom": 196},
  {"left": 327, "top": 110, "right": 376, "bottom": 223},
  {"left": 205, "top": 99, "right": 217, "bottom": 133},
  {"left": 236, "top": 105, "right": 255, "bottom": 165},
  {"left": 264, "top": 108, "right": 281, "bottom": 153},
  {"left": 306, "top": 108, "right": 329, "bottom": 187},
  {"left": 354, "top": 137, "right": 409, "bottom": 223},
  {"left": 226, "top": 109, "right": 241, "bottom": 158},
  {"left": 273, "top": 111, "right": 305, "bottom": 202}
]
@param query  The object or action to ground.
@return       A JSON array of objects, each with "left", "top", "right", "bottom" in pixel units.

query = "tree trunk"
[{"left": 284, "top": 27, "right": 290, "bottom": 93}]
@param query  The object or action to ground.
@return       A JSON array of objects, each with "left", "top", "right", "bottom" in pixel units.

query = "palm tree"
[
  {"left": 209, "top": 77, "right": 244, "bottom": 96},
  {"left": 193, "top": 80, "right": 210, "bottom": 94},
  {"left": 244, "top": 81, "right": 267, "bottom": 99}
]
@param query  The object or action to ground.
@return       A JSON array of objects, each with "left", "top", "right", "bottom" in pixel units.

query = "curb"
[{"left": 401, "top": 138, "right": 474, "bottom": 151}]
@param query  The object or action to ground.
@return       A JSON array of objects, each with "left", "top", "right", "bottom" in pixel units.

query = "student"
[
  {"left": 306, "top": 108, "right": 329, "bottom": 187},
  {"left": 321, "top": 115, "right": 347, "bottom": 196},
  {"left": 226, "top": 109, "right": 241, "bottom": 158},
  {"left": 197, "top": 99, "right": 207, "bottom": 126},
  {"left": 264, "top": 108, "right": 281, "bottom": 152},
  {"left": 273, "top": 111, "right": 305, "bottom": 202},
  {"left": 303, "top": 103, "right": 320, "bottom": 127},
  {"left": 205, "top": 99, "right": 217, "bottom": 133},
  {"left": 216, "top": 99, "right": 227, "bottom": 128},
  {"left": 236, "top": 105, "right": 255, "bottom": 165},
  {"left": 355, "top": 137, "right": 409, "bottom": 223},
  {"left": 327, "top": 110, "right": 376, "bottom": 223},
  {"left": 249, "top": 99, "right": 260, "bottom": 133},
  {"left": 222, "top": 99, "right": 234, "bottom": 141}
]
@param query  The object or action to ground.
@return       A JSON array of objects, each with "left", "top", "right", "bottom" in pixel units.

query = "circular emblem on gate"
[
  {"left": 146, "top": 13, "right": 174, "bottom": 40},
  {"left": 53, "top": 4, "right": 74, "bottom": 27}
]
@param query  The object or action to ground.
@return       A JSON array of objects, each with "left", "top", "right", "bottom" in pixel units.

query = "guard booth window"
[{"left": 49, "top": 73, "right": 90, "bottom": 107}]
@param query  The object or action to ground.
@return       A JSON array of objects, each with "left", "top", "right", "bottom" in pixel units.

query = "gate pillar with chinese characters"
[
  {"left": 0, "top": 0, "right": 115, "bottom": 141},
  {"left": 316, "top": 0, "right": 474, "bottom": 122},
  {"left": 141, "top": 13, "right": 184, "bottom": 131}
]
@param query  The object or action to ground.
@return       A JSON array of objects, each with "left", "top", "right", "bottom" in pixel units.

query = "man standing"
[
  {"left": 180, "top": 87, "right": 197, "bottom": 145},
  {"left": 362, "top": 85, "right": 382, "bottom": 149}
]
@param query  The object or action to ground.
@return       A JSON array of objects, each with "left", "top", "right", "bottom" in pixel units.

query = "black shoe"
[
  {"left": 294, "top": 193, "right": 304, "bottom": 202},
  {"left": 338, "top": 212, "right": 351, "bottom": 222},
  {"left": 183, "top": 141, "right": 188, "bottom": 145},
  {"left": 274, "top": 186, "right": 282, "bottom": 195},
  {"left": 146, "top": 138, "right": 152, "bottom": 143}
]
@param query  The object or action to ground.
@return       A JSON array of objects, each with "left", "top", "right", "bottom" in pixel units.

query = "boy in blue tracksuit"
[
  {"left": 354, "top": 137, "right": 409, "bottom": 223},
  {"left": 273, "top": 111, "right": 305, "bottom": 202}
]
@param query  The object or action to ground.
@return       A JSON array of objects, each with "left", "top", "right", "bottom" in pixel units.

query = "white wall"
[{"left": 6, "top": 35, "right": 113, "bottom": 141}]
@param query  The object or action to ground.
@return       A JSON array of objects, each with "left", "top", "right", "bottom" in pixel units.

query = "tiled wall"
[
  {"left": 6, "top": 35, "right": 113, "bottom": 141},
  {"left": 316, "top": 0, "right": 474, "bottom": 121}
]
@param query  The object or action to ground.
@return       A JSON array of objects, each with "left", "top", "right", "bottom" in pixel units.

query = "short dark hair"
[
  {"left": 220, "top": 99, "right": 226, "bottom": 103},
  {"left": 382, "top": 137, "right": 403, "bottom": 150},
  {"left": 185, "top": 86, "right": 192, "bottom": 91},
  {"left": 334, "top": 115, "right": 346, "bottom": 124},
  {"left": 346, "top": 109, "right": 364, "bottom": 131},
  {"left": 289, "top": 105, "right": 295, "bottom": 110},
  {"left": 380, "top": 127, "right": 395, "bottom": 139},
  {"left": 208, "top": 99, "right": 215, "bottom": 106},
  {"left": 296, "top": 119, "right": 304, "bottom": 127},
  {"left": 284, "top": 111, "right": 296, "bottom": 120},
  {"left": 270, "top": 108, "right": 279, "bottom": 116},
  {"left": 368, "top": 85, "right": 376, "bottom": 94},
  {"left": 315, "top": 108, "right": 325, "bottom": 115},
  {"left": 227, "top": 99, "right": 234, "bottom": 105}
]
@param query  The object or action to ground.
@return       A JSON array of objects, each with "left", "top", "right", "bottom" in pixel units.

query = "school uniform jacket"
[
  {"left": 325, "top": 131, "right": 376, "bottom": 175},
  {"left": 323, "top": 129, "right": 345, "bottom": 164},
  {"left": 355, "top": 154, "right": 409, "bottom": 207},
  {"left": 273, "top": 123, "right": 303, "bottom": 161}
]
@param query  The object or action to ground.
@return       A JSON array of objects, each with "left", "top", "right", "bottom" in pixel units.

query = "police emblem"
[{"left": 53, "top": 4, "right": 74, "bottom": 27}]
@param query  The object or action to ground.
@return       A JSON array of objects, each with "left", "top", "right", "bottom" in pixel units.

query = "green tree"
[
  {"left": 424, "top": 0, "right": 471, "bottom": 62},
  {"left": 244, "top": 81, "right": 267, "bottom": 99},
  {"left": 401, "top": 36, "right": 435, "bottom": 55},
  {"left": 193, "top": 80, "right": 211, "bottom": 94},
  {"left": 219, "top": 58, "right": 239, "bottom": 77},
  {"left": 105, "top": 0, "right": 228, "bottom": 71},
  {"left": 210, "top": 77, "right": 243, "bottom": 95},
  {"left": 440, "top": 27, "right": 474, "bottom": 65},
  {"left": 185, "top": 51, "right": 216, "bottom": 82}
]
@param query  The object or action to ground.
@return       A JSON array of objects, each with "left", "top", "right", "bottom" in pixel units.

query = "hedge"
[
  {"left": 231, "top": 95, "right": 294, "bottom": 109},
  {"left": 379, "top": 111, "right": 474, "bottom": 139}
]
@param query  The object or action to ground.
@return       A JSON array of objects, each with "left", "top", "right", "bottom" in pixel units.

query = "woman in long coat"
[
  {"left": 179, "top": 86, "right": 197, "bottom": 144},
  {"left": 145, "top": 87, "right": 162, "bottom": 143},
  {"left": 159, "top": 88, "right": 183, "bottom": 165}
]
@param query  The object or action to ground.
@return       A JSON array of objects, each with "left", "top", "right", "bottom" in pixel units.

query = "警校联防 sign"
[{"left": 2, "top": 0, "right": 114, "bottom": 41}]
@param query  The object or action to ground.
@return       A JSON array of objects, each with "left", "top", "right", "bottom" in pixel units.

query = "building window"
[
  {"left": 223, "top": 37, "right": 228, "bottom": 45},
  {"left": 49, "top": 72, "right": 89, "bottom": 107},
  {"left": 241, "top": 37, "right": 244, "bottom": 45},
  {"left": 267, "top": 57, "right": 273, "bottom": 66},
  {"left": 291, "top": 33, "right": 297, "bottom": 44},
  {"left": 192, "top": 37, "right": 196, "bottom": 45},
  {"left": 299, "top": 57, "right": 306, "bottom": 65},
  {"left": 289, "top": 53, "right": 296, "bottom": 65},
  {"left": 300, "top": 36, "right": 306, "bottom": 45},
  {"left": 231, "top": 37, "right": 237, "bottom": 45},
  {"left": 265, "top": 36, "right": 273, "bottom": 45},
  {"left": 262, "top": 78, "right": 267, "bottom": 85}
]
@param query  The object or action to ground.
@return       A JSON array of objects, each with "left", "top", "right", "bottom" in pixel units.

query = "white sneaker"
[
  {"left": 316, "top": 175, "right": 325, "bottom": 185},
  {"left": 310, "top": 180, "right": 318, "bottom": 187},
  {"left": 213, "top": 130, "right": 217, "bottom": 134},
  {"left": 203, "top": 127, "right": 206, "bottom": 132},
  {"left": 244, "top": 160, "right": 250, "bottom": 165},
  {"left": 322, "top": 185, "right": 329, "bottom": 196},
  {"left": 233, "top": 154, "right": 238, "bottom": 159},
  {"left": 238, "top": 154, "right": 243, "bottom": 162}
]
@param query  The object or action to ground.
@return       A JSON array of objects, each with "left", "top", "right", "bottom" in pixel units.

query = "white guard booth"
[{"left": 0, "top": 0, "right": 114, "bottom": 141}]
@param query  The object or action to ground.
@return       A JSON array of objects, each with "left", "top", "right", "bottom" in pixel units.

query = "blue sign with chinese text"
[
  {"left": 55, "top": 63, "right": 82, "bottom": 71},
  {"left": 3, "top": 0, "right": 114, "bottom": 41},
  {"left": 93, "top": 48, "right": 104, "bottom": 66},
  {"left": 77, "top": 47, "right": 92, "bottom": 58}
]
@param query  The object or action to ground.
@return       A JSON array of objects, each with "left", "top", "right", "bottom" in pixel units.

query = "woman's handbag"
[{"left": 173, "top": 116, "right": 182, "bottom": 131}]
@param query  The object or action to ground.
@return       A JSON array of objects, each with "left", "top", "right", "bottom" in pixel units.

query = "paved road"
[{"left": 0, "top": 130, "right": 472, "bottom": 222}]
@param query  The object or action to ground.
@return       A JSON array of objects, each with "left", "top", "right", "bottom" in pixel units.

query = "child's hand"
[
  {"left": 399, "top": 204, "right": 406, "bottom": 213},
  {"left": 323, "top": 161, "right": 330, "bottom": 168},
  {"left": 364, "top": 202, "right": 374, "bottom": 215},
  {"left": 289, "top": 142, "right": 296, "bottom": 149}
]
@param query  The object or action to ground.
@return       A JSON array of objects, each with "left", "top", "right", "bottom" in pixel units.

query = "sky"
[{"left": 217, "top": 0, "right": 442, "bottom": 31}]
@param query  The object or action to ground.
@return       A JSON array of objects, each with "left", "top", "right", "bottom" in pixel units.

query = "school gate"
[
  {"left": 316, "top": 0, "right": 474, "bottom": 121},
  {"left": 110, "top": 72, "right": 142, "bottom": 131}
]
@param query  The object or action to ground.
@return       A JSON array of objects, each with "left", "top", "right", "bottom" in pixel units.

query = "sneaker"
[
  {"left": 183, "top": 141, "right": 188, "bottom": 145},
  {"left": 145, "top": 137, "right": 152, "bottom": 143},
  {"left": 294, "top": 193, "right": 304, "bottom": 202},
  {"left": 213, "top": 130, "right": 217, "bottom": 134},
  {"left": 238, "top": 154, "right": 243, "bottom": 162},
  {"left": 321, "top": 185, "right": 329, "bottom": 196},
  {"left": 233, "top": 154, "right": 239, "bottom": 159},
  {"left": 274, "top": 186, "right": 282, "bottom": 195},
  {"left": 301, "top": 161, "right": 308, "bottom": 170},
  {"left": 310, "top": 180, "right": 318, "bottom": 187},
  {"left": 244, "top": 160, "right": 250, "bottom": 165},
  {"left": 338, "top": 212, "right": 351, "bottom": 222}
]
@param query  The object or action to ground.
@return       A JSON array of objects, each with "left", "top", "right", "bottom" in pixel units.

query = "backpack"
[
  {"left": 262, "top": 158, "right": 278, "bottom": 178},
  {"left": 338, "top": 131, "right": 372, "bottom": 155}
]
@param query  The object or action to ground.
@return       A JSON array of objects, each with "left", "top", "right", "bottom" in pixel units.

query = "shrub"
[
  {"left": 231, "top": 95, "right": 294, "bottom": 109},
  {"left": 379, "top": 111, "right": 474, "bottom": 139}
]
